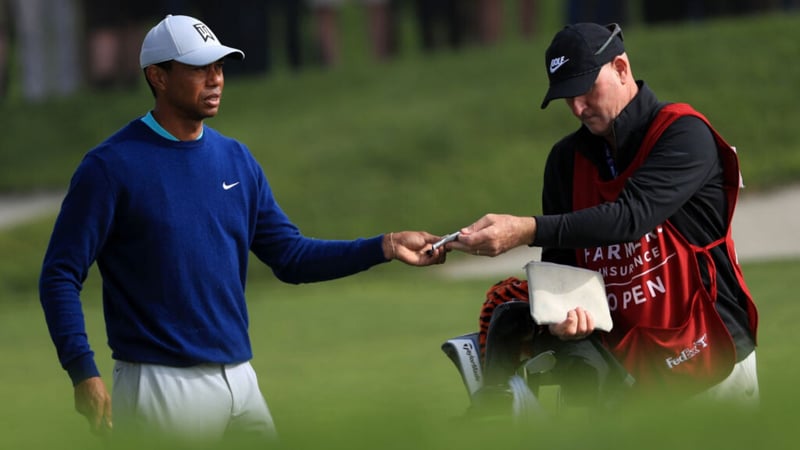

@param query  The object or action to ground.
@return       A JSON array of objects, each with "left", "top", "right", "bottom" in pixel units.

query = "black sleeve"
[
  {"left": 534, "top": 116, "right": 720, "bottom": 249},
  {"left": 538, "top": 136, "right": 579, "bottom": 265}
]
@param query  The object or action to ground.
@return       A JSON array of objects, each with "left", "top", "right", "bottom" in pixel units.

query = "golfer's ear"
[
  {"left": 145, "top": 65, "right": 168, "bottom": 92},
  {"left": 611, "top": 54, "right": 630, "bottom": 83}
]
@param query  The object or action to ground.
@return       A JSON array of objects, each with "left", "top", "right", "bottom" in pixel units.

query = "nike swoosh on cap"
[{"left": 549, "top": 56, "right": 570, "bottom": 74}]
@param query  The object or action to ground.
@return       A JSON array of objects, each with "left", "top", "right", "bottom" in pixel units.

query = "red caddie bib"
[{"left": 572, "top": 103, "right": 758, "bottom": 393}]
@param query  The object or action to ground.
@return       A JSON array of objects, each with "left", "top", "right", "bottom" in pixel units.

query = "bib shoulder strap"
[{"left": 641, "top": 103, "right": 709, "bottom": 154}]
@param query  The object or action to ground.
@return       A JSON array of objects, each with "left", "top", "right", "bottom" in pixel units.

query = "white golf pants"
[
  {"left": 694, "top": 350, "right": 759, "bottom": 408},
  {"left": 112, "top": 360, "right": 277, "bottom": 444}
]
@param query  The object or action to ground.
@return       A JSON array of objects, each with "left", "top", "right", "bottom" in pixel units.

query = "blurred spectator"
[
  {"left": 165, "top": 1, "right": 303, "bottom": 75},
  {"left": 0, "top": 0, "right": 8, "bottom": 99},
  {"left": 702, "top": 0, "right": 753, "bottom": 17},
  {"left": 9, "top": 0, "right": 81, "bottom": 102},
  {"left": 413, "top": 0, "right": 467, "bottom": 52},
  {"left": 476, "top": 0, "right": 503, "bottom": 44},
  {"left": 162, "top": 0, "right": 191, "bottom": 12},
  {"left": 567, "top": 0, "right": 629, "bottom": 25},
  {"left": 194, "top": 0, "right": 270, "bottom": 77},
  {"left": 640, "top": 0, "right": 785, "bottom": 24},
  {"left": 478, "top": 0, "right": 505, "bottom": 44},
  {"left": 309, "top": 0, "right": 342, "bottom": 66},
  {"left": 461, "top": 0, "right": 538, "bottom": 45},
  {"left": 271, "top": 0, "right": 305, "bottom": 71},
  {"left": 83, "top": 1, "right": 161, "bottom": 90},
  {"left": 470, "top": 0, "right": 538, "bottom": 45},
  {"left": 364, "top": 0, "right": 399, "bottom": 61},
  {"left": 699, "top": 0, "right": 784, "bottom": 17},
  {"left": 308, "top": 0, "right": 399, "bottom": 67},
  {"left": 519, "top": 0, "right": 538, "bottom": 39},
  {"left": 640, "top": 1, "right": 698, "bottom": 24}
]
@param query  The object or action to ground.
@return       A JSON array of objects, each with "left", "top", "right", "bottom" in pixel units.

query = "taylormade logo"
[
  {"left": 665, "top": 334, "right": 709, "bottom": 369},
  {"left": 462, "top": 343, "right": 482, "bottom": 383},
  {"left": 549, "top": 56, "right": 570, "bottom": 73}
]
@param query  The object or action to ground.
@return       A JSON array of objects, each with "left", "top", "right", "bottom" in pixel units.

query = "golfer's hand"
[
  {"left": 74, "top": 376, "right": 113, "bottom": 436},
  {"left": 384, "top": 231, "right": 447, "bottom": 266},
  {"left": 450, "top": 214, "right": 536, "bottom": 257},
  {"left": 548, "top": 307, "right": 595, "bottom": 340}
]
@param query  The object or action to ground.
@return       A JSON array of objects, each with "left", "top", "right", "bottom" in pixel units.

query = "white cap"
[{"left": 139, "top": 14, "right": 244, "bottom": 69}]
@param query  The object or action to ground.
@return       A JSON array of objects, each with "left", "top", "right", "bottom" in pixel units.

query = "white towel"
[{"left": 524, "top": 261, "right": 613, "bottom": 332}]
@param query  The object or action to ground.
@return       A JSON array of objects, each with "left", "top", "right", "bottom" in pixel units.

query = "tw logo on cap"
[
  {"left": 549, "top": 56, "right": 570, "bottom": 74},
  {"left": 193, "top": 23, "right": 216, "bottom": 42}
]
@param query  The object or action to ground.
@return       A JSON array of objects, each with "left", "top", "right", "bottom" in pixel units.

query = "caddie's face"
[
  {"left": 565, "top": 62, "right": 621, "bottom": 137},
  {"left": 162, "top": 60, "right": 226, "bottom": 121}
]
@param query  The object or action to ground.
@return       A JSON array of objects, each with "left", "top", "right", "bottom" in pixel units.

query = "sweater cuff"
[
  {"left": 370, "top": 235, "right": 391, "bottom": 263},
  {"left": 65, "top": 353, "right": 100, "bottom": 386},
  {"left": 531, "top": 214, "right": 558, "bottom": 247}
]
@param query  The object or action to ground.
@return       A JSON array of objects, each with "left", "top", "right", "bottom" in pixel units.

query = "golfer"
[
  {"left": 39, "top": 14, "right": 446, "bottom": 444},
  {"left": 450, "top": 23, "right": 759, "bottom": 403}
]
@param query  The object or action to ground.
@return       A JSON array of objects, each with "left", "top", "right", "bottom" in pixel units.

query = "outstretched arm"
[{"left": 448, "top": 214, "right": 537, "bottom": 257}]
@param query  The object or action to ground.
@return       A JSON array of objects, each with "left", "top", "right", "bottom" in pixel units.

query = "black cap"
[{"left": 541, "top": 23, "right": 624, "bottom": 109}]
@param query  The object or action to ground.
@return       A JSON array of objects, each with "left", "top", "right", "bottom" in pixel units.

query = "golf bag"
[{"left": 442, "top": 278, "right": 635, "bottom": 419}]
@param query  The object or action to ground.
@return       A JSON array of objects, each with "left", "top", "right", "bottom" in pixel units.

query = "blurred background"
[
  {"left": 2, "top": 0, "right": 799, "bottom": 236},
  {"left": 2, "top": 0, "right": 799, "bottom": 102}
]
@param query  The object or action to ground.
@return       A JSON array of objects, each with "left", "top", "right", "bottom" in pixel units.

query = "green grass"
[
  {"left": 3, "top": 11, "right": 800, "bottom": 450},
  {"left": 1, "top": 212, "right": 799, "bottom": 449}
]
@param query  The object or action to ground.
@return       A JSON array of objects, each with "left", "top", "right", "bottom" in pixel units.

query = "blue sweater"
[{"left": 40, "top": 119, "right": 388, "bottom": 385}]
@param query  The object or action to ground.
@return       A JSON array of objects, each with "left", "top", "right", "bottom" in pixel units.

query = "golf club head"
[{"left": 519, "top": 350, "right": 556, "bottom": 382}]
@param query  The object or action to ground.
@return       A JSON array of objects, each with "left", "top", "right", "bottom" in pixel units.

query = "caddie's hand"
[
  {"left": 384, "top": 231, "right": 447, "bottom": 266},
  {"left": 449, "top": 214, "right": 536, "bottom": 257},
  {"left": 548, "top": 307, "right": 595, "bottom": 340},
  {"left": 74, "top": 376, "right": 113, "bottom": 436}
]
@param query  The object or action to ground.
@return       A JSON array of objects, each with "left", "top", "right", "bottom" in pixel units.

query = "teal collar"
[{"left": 140, "top": 111, "right": 203, "bottom": 141}]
